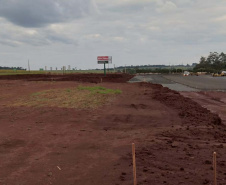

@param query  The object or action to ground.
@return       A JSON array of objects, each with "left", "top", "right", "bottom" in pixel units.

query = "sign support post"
[{"left": 104, "top": 63, "right": 106, "bottom": 76}]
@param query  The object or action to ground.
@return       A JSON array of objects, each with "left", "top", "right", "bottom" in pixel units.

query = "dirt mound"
[
  {"left": 120, "top": 83, "right": 226, "bottom": 185},
  {"left": 141, "top": 83, "right": 221, "bottom": 126},
  {"left": 0, "top": 73, "right": 134, "bottom": 83}
]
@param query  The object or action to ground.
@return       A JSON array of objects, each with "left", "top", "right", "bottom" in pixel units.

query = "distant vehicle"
[
  {"left": 212, "top": 71, "right": 226, "bottom": 77},
  {"left": 190, "top": 72, "right": 199, "bottom": 76},
  {"left": 197, "top": 72, "right": 207, "bottom": 75},
  {"left": 183, "top": 71, "right": 190, "bottom": 76}
]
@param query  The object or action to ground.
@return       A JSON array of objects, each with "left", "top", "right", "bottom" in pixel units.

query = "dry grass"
[{"left": 11, "top": 86, "right": 121, "bottom": 109}]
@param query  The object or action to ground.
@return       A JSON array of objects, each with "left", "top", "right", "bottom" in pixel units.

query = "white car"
[
  {"left": 221, "top": 71, "right": 226, "bottom": 75},
  {"left": 183, "top": 71, "right": 190, "bottom": 76}
]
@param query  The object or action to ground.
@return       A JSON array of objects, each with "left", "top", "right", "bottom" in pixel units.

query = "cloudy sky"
[{"left": 0, "top": 0, "right": 226, "bottom": 70}]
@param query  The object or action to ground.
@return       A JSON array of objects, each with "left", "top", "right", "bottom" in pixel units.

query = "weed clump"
[{"left": 77, "top": 86, "right": 122, "bottom": 94}]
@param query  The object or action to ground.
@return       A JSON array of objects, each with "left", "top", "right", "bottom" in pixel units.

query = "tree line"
[
  {"left": 194, "top": 52, "right": 226, "bottom": 73},
  {"left": 0, "top": 66, "right": 25, "bottom": 70},
  {"left": 129, "top": 52, "right": 226, "bottom": 74}
]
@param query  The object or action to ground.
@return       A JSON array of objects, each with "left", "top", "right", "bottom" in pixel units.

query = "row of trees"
[
  {"left": 194, "top": 52, "right": 226, "bottom": 73},
  {"left": 117, "top": 64, "right": 196, "bottom": 69},
  {"left": 0, "top": 66, "right": 25, "bottom": 70},
  {"left": 121, "top": 52, "right": 226, "bottom": 74},
  {"left": 126, "top": 68, "right": 184, "bottom": 74}
]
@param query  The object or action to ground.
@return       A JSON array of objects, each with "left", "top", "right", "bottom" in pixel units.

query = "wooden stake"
[
  {"left": 213, "top": 152, "right": 217, "bottom": 185},
  {"left": 132, "top": 143, "right": 137, "bottom": 185}
]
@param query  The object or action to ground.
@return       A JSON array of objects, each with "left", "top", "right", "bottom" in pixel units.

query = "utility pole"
[{"left": 28, "top": 59, "right": 30, "bottom": 72}]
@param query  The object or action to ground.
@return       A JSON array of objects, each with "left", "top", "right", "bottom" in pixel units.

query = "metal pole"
[
  {"left": 104, "top": 63, "right": 106, "bottom": 76},
  {"left": 28, "top": 60, "right": 30, "bottom": 72}
]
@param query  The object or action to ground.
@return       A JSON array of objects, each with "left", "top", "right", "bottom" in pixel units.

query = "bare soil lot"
[{"left": 0, "top": 74, "right": 226, "bottom": 185}]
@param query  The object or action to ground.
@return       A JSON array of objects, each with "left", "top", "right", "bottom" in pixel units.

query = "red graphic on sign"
[{"left": 97, "top": 56, "right": 109, "bottom": 61}]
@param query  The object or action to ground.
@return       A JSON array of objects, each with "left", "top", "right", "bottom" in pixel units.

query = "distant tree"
[
  {"left": 194, "top": 52, "right": 226, "bottom": 73},
  {"left": 0, "top": 66, "right": 25, "bottom": 70}
]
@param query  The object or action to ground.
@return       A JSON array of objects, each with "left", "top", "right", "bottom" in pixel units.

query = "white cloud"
[
  {"left": 85, "top": 34, "right": 101, "bottom": 39},
  {"left": 156, "top": 1, "right": 177, "bottom": 13},
  {"left": 213, "top": 15, "right": 226, "bottom": 22},
  {"left": 112, "top": 36, "right": 126, "bottom": 42},
  {"left": 147, "top": 26, "right": 161, "bottom": 31}
]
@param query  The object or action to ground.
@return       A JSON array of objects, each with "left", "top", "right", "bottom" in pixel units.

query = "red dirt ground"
[
  {"left": 0, "top": 73, "right": 134, "bottom": 83},
  {"left": 181, "top": 91, "right": 226, "bottom": 123},
  {"left": 0, "top": 74, "right": 226, "bottom": 185}
]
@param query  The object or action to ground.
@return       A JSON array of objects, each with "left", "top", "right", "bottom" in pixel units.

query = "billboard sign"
[
  {"left": 97, "top": 56, "right": 112, "bottom": 64},
  {"left": 98, "top": 61, "right": 109, "bottom": 64}
]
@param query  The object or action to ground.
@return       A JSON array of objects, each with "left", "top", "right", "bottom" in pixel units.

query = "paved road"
[
  {"left": 130, "top": 74, "right": 226, "bottom": 91},
  {"left": 163, "top": 74, "right": 226, "bottom": 91},
  {"left": 129, "top": 74, "right": 199, "bottom": 92}
]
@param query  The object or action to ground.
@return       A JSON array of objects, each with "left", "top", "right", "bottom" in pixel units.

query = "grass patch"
[
  {"left": 78, "top": 86, "right": 122, "bottom": 94},
  {"left": 11, "top": 86, "right": 122, "bottom": 109}
]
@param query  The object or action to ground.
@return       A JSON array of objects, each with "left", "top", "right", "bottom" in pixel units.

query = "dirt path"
[{"left": 0, "top": 79, "right": 226, "bottom": 185}]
